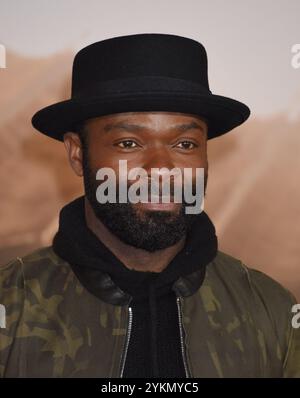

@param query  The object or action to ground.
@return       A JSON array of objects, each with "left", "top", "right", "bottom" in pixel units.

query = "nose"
[
  {"left": 140, "top": 147, "right": 183, "bottom": 197},
  {"left": 142, "top": 146, "right": 176, "bottom": 174}
]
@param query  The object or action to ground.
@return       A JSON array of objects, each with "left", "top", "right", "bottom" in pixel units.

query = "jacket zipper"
[
  {"left": 119, "top": 306, "right": 133, "bottom": 378},
  {"left": 176, "top": 296, "right": 191, "bottom": 378}
]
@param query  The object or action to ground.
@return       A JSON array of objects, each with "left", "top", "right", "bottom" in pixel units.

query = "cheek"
[
  {"left": 178, "top": 157, "right": 208, "bottom": 188},
  {"left": 87, "top": 144, "right": 120, "bottom": 171},
  {"left": 175, "top": 154, "right": 208, "bottom": 170}
]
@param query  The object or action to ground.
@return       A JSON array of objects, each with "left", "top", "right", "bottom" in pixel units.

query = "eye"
[
  {"left": 116, "top": 140, "right": 139, "bottom": 149},
  {"left": 175, "top": 141, "right": 198, "bottom": 150}
]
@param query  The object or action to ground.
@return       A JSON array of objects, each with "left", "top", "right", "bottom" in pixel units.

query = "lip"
[
  {"left": 136, "top": 195, "right": 180, "bottom": 211},
  {"left": 137, "top": 202, "right": 180, "bottom": 211}
]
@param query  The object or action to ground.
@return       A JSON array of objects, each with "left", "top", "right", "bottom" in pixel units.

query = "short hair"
[
  {"left": 73, "top": 120, "right": 88, "bottom": 148},
  {"left": 74, "top": 120, "right": 85, "bottom": 136}
]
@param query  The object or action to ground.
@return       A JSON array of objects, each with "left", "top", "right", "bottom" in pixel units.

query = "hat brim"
[{"left": 31, "top": 92, "right": 250, "bottom": 141}]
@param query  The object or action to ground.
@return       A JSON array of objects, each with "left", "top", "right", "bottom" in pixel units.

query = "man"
[{"left": 0, "top": 33, "right": 299, "bottom": 378}]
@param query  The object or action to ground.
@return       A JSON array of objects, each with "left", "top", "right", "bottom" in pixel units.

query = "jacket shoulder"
[
  {"left": 0, "top": 247, "right": 80, "bottom": 377},
  {"left": 16, "top": 246, "right": 66, "bottom": 267},
  {"left": 207, "top": 250, "right": 299, "bottom": 375},
  {"left": 0, "top": 245, "right": 66, "bottom": 308},
  {"left": 0, "top": 246, "right": 69, "bottom": 325},
  {"left": 210, "top": 250, "right": 296, "bottom": 308}
]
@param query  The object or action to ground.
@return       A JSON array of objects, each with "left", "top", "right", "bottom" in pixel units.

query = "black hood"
[{"left": 52, "top": 196, "right": 218, "bottom": 304}]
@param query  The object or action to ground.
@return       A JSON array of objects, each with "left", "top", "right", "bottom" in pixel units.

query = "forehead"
[{"left": 85, "top": 111, "right": 208, "bottom": 132}]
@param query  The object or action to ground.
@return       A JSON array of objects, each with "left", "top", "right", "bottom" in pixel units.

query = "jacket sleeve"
[
  {"left": 247, "top": 267, "right": 300, "bottom": 378},
  {"left": 0, "top": 258, "right": 25, "bottom": 378}
]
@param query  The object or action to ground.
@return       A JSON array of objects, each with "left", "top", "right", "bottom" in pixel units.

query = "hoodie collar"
[{"left": 52, "top": 196, "right": 218, "bottom": 305}]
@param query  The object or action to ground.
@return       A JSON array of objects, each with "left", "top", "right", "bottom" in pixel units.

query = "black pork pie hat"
[{"left": 31, "top": 33, "right": 250, "bottom": 140}]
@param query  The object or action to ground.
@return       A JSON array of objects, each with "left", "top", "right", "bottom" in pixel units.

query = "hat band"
[{"left": 71, "top": 75, "right": 212, "bottom": 99}]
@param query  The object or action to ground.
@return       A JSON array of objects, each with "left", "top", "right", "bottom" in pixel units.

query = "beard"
[{"left": 82, "top": 154, "right": 207, "bottom": 252}]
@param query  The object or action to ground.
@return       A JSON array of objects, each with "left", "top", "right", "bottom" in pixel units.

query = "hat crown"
[
  {"left": 71, "top": 33, "right": 209, "bottom": 97},
  {"left": 31, "top": 33, "right": 250, "bottom": 141}
]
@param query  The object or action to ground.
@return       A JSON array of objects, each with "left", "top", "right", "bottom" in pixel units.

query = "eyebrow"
[{"left": 103, "top": 121, "right": 205, "bottom": 133}]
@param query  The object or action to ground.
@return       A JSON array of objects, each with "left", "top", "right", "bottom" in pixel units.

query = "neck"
[{"left": 84, "top": 198, "right": 186, "bottom": 273}]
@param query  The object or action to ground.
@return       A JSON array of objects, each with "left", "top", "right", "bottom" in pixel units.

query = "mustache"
[{"left": 95, "top": 177, "right": 199, "bottom": 197}]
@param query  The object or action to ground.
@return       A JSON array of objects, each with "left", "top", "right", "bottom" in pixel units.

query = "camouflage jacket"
[{"left": 0, "top": 246, "right": 299, "bottom": 378}]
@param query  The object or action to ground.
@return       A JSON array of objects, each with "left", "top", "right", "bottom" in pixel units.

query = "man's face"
[{"left": 66, "top": 111, "right": 208, "bottom": 251}]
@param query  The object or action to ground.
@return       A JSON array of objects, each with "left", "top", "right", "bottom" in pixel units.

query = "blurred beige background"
[{"left": 0, "top": 0, "right": 299, "bottom": 300}]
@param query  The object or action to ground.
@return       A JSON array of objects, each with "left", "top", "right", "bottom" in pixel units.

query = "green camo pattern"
[{"left": 0, "top": 246, "right": 299, "bottom": 377}]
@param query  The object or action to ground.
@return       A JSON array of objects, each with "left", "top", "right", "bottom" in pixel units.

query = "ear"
[{"left": 63, "top": 132, "right": 84, "bottom": 177}]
